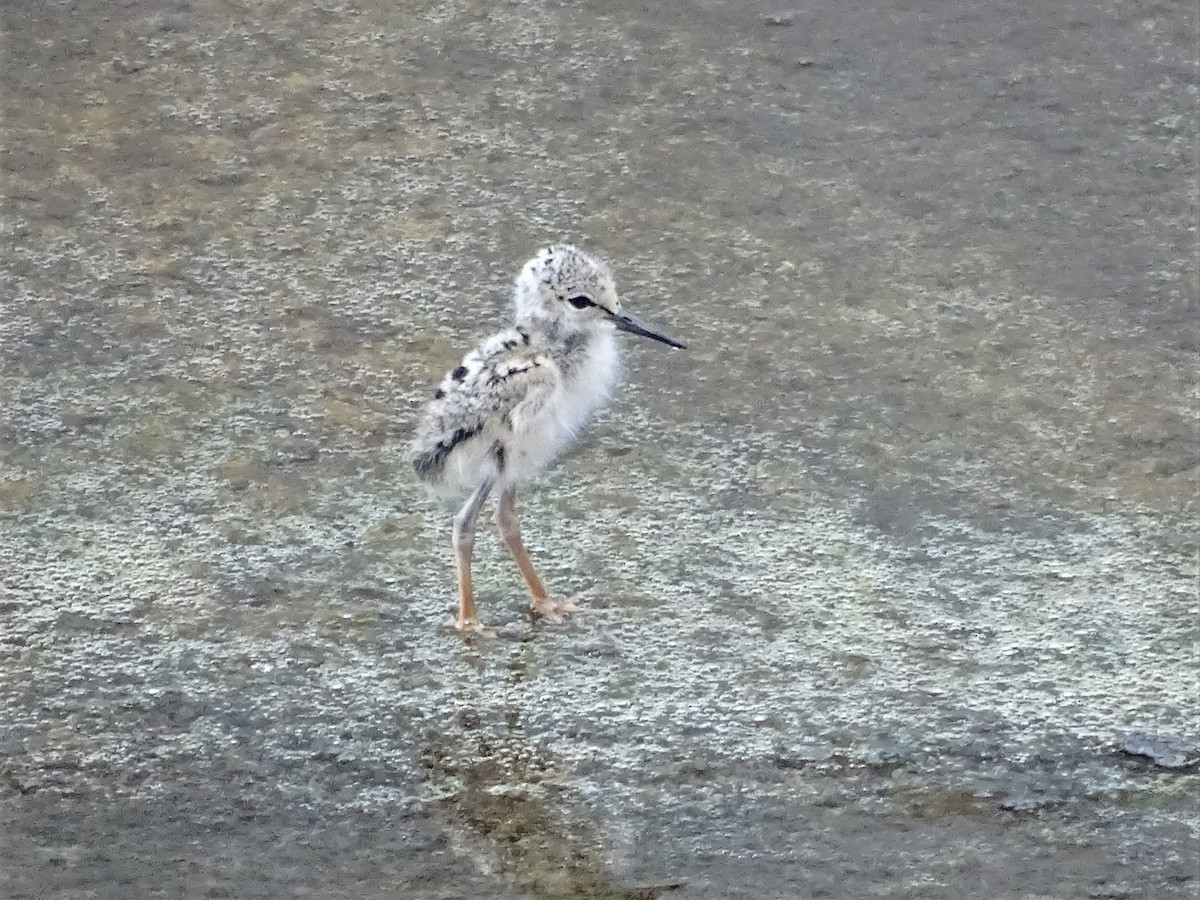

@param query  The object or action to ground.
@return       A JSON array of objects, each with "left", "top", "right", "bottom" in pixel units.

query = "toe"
[
  {"left": 529, "top": 597, "right": 579, "bottom": 623},
  {"left": 529, "top": 600, "right": 563, "bottom": 623},
  {"left": 451, "top": 616, "right": 496, "bottom": 637}
]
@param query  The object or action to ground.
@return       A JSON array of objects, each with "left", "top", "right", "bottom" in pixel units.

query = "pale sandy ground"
[{"left": 2, "top": 1, "right": 1196, "bottom": 897}]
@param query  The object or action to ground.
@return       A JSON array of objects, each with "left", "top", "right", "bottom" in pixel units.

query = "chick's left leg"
[{"left": 494, "top": 487, "right": 578, "bottom": 623}]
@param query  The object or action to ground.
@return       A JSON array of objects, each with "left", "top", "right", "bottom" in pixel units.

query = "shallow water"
[{"left": 2, "top": 0, "right": 1197, "bottom": 897}]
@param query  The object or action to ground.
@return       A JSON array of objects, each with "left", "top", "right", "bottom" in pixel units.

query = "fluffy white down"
[
  {"left": 411, "top": 243, "right": 682, "bottom": 500},
  {"left": 421, "top": 328, "right": 621, "bottom": 497},
  {"left": 507, "top": 329, "right": 621, "bottom": 481}
]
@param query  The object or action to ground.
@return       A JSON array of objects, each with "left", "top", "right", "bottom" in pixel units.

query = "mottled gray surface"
[{"left": 2, "top": 0, "right": 1197, "bottom": 898}]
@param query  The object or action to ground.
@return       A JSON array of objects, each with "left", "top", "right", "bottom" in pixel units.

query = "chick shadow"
[{"left": 418, "top": 631, "right": 685, "bottom": 899}]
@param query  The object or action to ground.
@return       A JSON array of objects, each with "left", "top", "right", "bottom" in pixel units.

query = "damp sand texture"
[{"left": 2, "top": 1, "right": 1197, "bottom": 898}]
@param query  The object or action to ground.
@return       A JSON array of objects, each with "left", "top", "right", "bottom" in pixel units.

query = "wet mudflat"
[{"left": 1, "top": 0, "right": 1196, "bottom": 897}]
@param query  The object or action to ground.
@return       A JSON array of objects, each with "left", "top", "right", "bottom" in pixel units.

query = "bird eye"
[{"left": 567, "top": 295, "right": 593, "bottom": 309}]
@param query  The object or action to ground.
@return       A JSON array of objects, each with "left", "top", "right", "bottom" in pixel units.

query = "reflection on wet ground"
[{"left": 2, "top": 0, "right": 1196, "bottom": 897}]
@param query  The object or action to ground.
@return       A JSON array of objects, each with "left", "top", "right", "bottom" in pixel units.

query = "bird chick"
[{"left": 412, "top": 243, "right": 685, "bottom": 633}]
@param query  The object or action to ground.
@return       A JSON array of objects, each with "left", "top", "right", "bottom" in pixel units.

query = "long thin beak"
[{"left": 609, "top": 312, "right": 687, "bottom": 349}]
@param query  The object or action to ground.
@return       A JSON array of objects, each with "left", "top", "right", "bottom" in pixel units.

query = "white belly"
[{"left": 510, "top": 331, "right": 620, "bottom": 482}]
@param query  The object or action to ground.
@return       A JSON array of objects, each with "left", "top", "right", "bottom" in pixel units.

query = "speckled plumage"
[
  {"left": 411, "top": 317, "right": 618, "bottom": 496},
  {"left": 411, "top": 243, "right": 685, "bottom": 632}
]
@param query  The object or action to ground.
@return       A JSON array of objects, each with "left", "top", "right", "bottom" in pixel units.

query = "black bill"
[{"left": 610, "top": 312, "right": 687, "bottom": 349}]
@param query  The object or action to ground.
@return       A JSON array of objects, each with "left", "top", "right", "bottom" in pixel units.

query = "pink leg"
[
  {"left": 452, "top": 479, "right": 493, "bottom": 633},
  {"left": 494, "top": 488, "right": 578, "bottom": 622}
]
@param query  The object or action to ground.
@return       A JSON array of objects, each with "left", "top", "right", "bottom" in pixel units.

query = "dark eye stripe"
[{"left": 567, "top": 295, "right": 593, "bottom": 309}]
